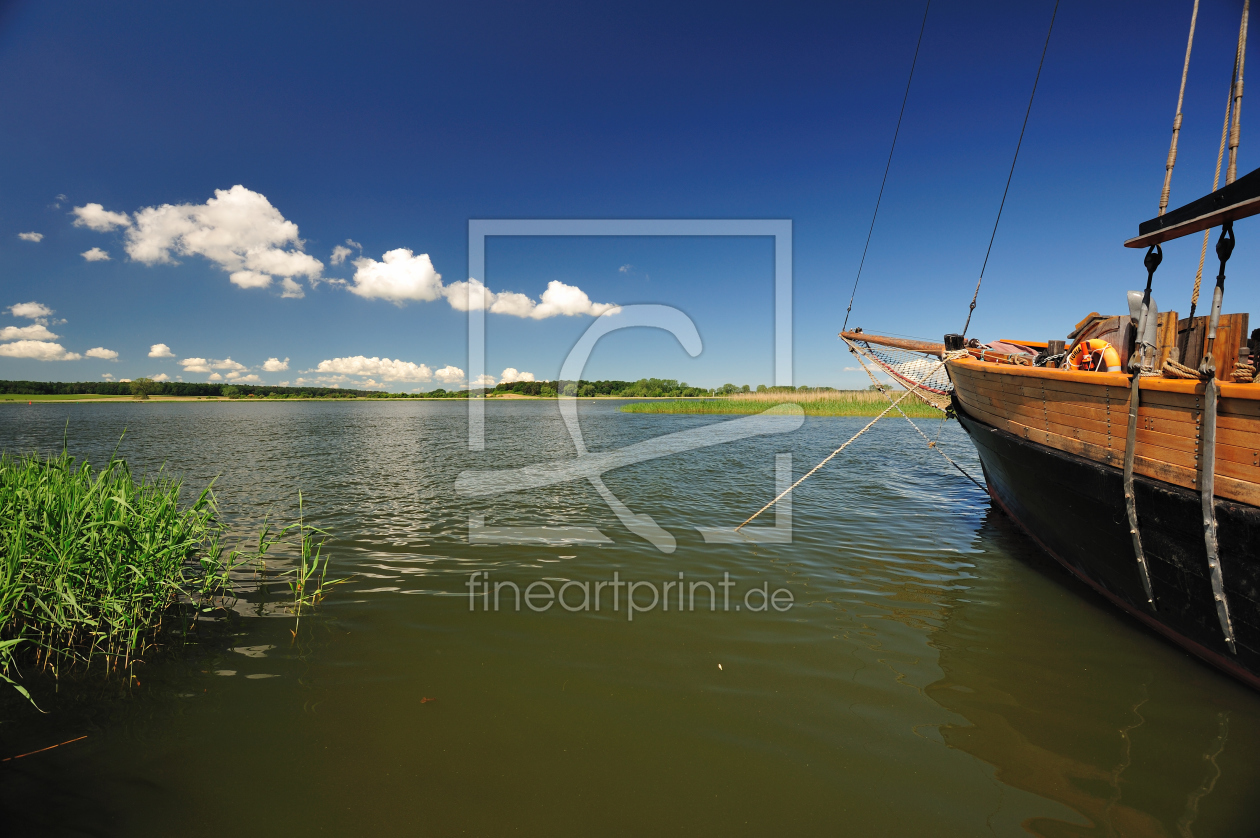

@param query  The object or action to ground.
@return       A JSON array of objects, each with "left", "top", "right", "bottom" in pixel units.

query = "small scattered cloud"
[
  {"left": 85, "top": 347, "right": 119, "bottom": 360},
  {"left": 72, "top": 203, "right": 130, "bottom": 231},
  {"left": 0, "top": 324, "right": 58, "bottom": 341},
  {"left": 101, "top": 373, "right": 115, "bottom": 381},
  {"left": 499, "top": 367, "right": 535, "bottom": 383},
  {"left": 18, "top": 232, "right": 43, "bottom": 242},
  {"left": 311, "top": 355, "right": 433, "bottom": 382},
  {"left": 262, "top": 357, "right": 289, "bottom": 371},
  {"left": 0, "top": 340, "right": 82, "bottom": 361},
  {"left": 149, "top": 343, "right": 174, "bottom": 358},
  {"left": 619, "top": 264, "right": 631, "bottom": 273},
  {"left": 81, "top": 247, "right": 111, "bottom": 262},
  {"left": 330, "top": 239, "right": 363, "bottom": 266},
  {"left": 228, "top": 373, "right": 261, "bottom": 383},
  {"left": 180, "top": 356, "right": 248, "bottom": 373},
  {"left": 468, "top": 373, "right": 496, "bottom": 388},
  {"left": 151, "top": 373, "right": 170, "bottom": 382},
  {"left": 208, "top": 372, "right": 222, "bottom": 381},
  {"left": 279, "top": 278, "right": 305, "bottom": 298},
  {"left": 9, "top": 301, "right": 53, "bottom": 320}
]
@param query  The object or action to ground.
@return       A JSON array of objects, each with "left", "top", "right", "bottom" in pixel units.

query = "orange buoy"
[{"left": 1065, "top": 339, "right": 1122, "bottom": 372}]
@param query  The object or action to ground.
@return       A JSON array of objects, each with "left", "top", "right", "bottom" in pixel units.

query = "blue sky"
[{"left": 2, "top": 0, "right": 1258, "bottom": 391}]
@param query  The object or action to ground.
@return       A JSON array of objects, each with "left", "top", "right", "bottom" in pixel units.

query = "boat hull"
[{"left": 954, "top": 401, "right": 1260, "bottom": 690}]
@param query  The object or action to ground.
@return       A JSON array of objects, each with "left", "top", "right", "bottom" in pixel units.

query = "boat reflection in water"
[{"left": 912, "top": 509, "right": 1257, "bottom": 836}]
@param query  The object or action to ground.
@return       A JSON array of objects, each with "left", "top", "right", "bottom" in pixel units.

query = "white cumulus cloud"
[
  {"left": 79, "top": 187, "right": 323, "bottom": 296},
  {"left": 72, "top": 203, "right": 131, "bottom": 231},
  {"left": 499, "top": 367, "right": 535, "bottom": 383},
  {"left": 348, "top": 249, "right": 444, "bottom": 304},
  {"left": 312, "top": 355, "right": 433, "bottom": 382},
  {"left": 180, "top": 357, "right": 212, "bottom": 373},
  {"left": 348, "top": 250, "right": 618, "bottom": 319},
  {"left": 229, "top": 270, "right": 272, "bottom": 289},
  {"left": 468, "top": 374, "right": 496, "bottom": 388},
  {"left": 18, "top": 232, "right": 43, "bottom": 242},
  {"left": 434, "top": 365, "right": 465, "bottom": 384},
  {"left": 151, "top": 373, "right": 170, "bottom": 382},
  {"left": 81, "top": 247, "right": 110, "bottom": 262},
  {"left": 0, "top": 324, "right": 58, "bottom": 341},
  {"left": 101, "top": 373, "right": 115, "bottom": 381},
  {"left": 0, "top": 340, "right": 82, "bottom": 361},
  {"left": 330, "top": 245, "right": 353, "bottom": 265},
  {"left": 532, "top": 280, "right": 620, "bottom": 318},
  {"left": 208, "top": 373, "right": 222, "bottom": 381},
  {"left": 149, "top": 343, "right": 174, "bottom": 357},
  {"left": 262, "top": 357, "right": 289, "bottom": 371},
  {"left": 443, "top": 277, "right": 618, "bottom": 319},
  {"left": 9, "top": 302, "right": 53, "bottom": 320},
  {"left": 85, "top": 347, "right": 119, "bottom": 360}
]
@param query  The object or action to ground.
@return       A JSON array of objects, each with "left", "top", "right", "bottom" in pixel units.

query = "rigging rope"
[
  {"left": 961, "top": 0, "right": 1060, "bottom": 338},
  {"left": 1191, "top": 82, "right": 1234, "bottom": 317},
  {"left": 1159, "top": 0, "right": 1199, "bottom": 216},
  {"left": 1189, "top": 1, "right": 1249, "bottom": 320},
  {"left": 1228, "top": 0, "right": 1250, "bottom": 184},
  {"left": 841, "top": 0, "right": 932, "bottom": 333},
  {"left": 845, "top": 338, "right": 985, "bottom": 490}
]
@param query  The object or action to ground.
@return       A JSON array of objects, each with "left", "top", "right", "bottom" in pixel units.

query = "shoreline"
[{"left": 0, "top": 394, "right": 736, "bottom": 403}]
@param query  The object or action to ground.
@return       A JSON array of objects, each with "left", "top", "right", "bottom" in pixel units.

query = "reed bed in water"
[
  {"left": 0, "top": 447, "right": 276, "bottom": 702},
  {"left": 620, "top": 389, "right": 944, "bottom": 417}
]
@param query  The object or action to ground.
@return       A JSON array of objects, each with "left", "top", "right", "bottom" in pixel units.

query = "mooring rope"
[
  {"left": 841, "top": 0, "right": 932, "bottom": 333},
  {"left": 844, "top": 338, "right": 985, "bottom": 490},
  {"left": 961, "top": 0, "right": 1059, "bottom": 338},
  {"left": 734, "top": 350, "right": 970, "bottom": 531}
]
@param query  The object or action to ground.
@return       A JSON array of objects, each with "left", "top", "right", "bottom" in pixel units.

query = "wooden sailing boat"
[{"left": 841, "top": 3, "right": 1260, "bottom": 690}]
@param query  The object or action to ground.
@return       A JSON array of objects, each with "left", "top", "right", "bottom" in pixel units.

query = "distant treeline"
[
  {"left": 492, "top": 379, "right": 842, "bottom": 397},
  {"left": 0, "top": 378, "right": 846, "bottom": 400},
  {"left": 493, "top": 378, "right": 710, "bottom": 398},
  {"left": 0, "top": 380, "right": 471, "bottom": 399}
]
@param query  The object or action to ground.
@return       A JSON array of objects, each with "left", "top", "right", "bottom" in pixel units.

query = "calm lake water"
[{"left": 2, "top": 400, "right": 1258, "bottom": 837}]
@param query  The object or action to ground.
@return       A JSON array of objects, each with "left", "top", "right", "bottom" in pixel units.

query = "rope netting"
[{"left": 848, "top": 340, "right": 953, "bottom": 407}]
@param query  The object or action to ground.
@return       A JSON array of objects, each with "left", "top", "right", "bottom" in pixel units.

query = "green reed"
[
  {"left": 619, "top": 390, "right": 943, "bottom": 418},
  {"left": 0, "top": 446, "right": 336, "bottom": 704},
  {"left": 281, "top": 492, "right": 344, "bottom": 635}
]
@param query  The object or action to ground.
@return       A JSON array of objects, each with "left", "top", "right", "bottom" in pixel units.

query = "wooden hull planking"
[{"left": 949, "top": 358, "right": 1260, "bottom": 688}]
